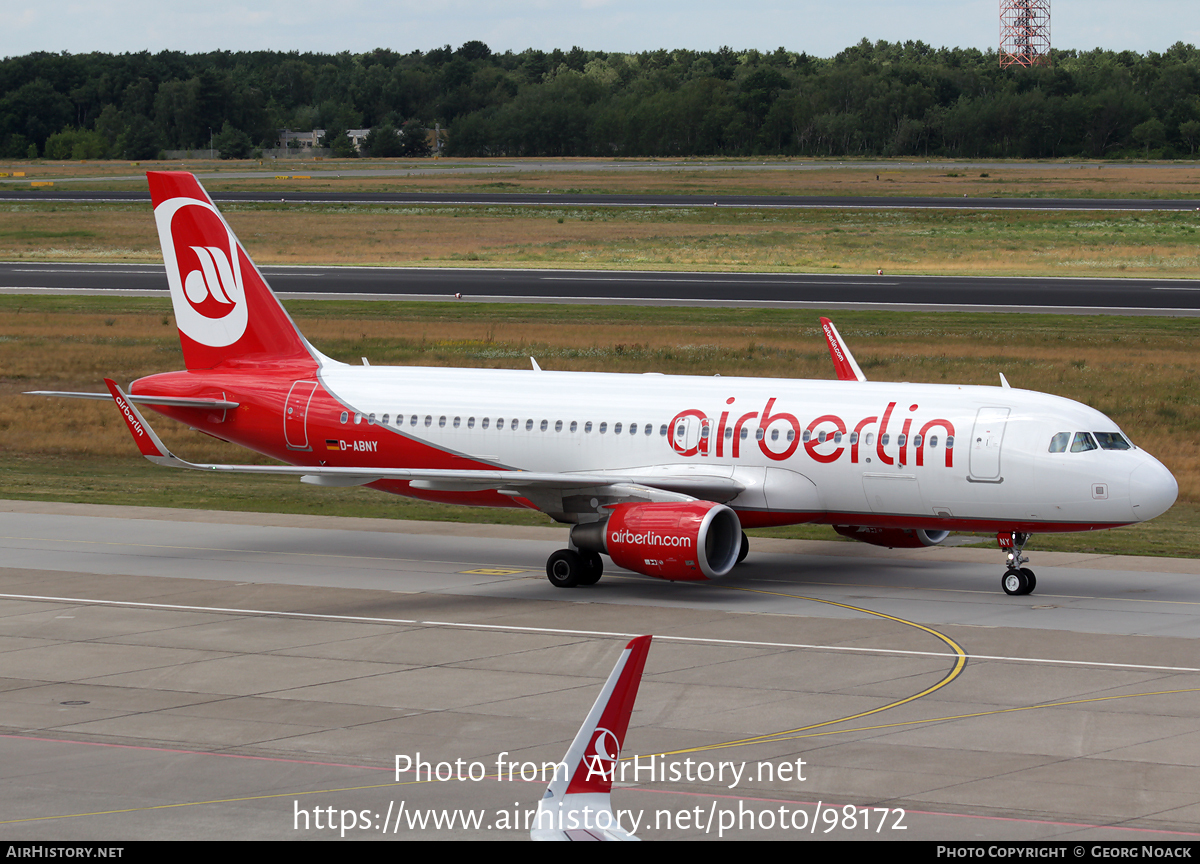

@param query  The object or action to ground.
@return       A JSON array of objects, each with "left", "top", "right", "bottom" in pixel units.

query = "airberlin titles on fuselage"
[{"left": 667, "top": 397, "right": 955, "bottom": 467}]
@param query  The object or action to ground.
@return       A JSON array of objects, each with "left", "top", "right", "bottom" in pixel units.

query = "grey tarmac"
[{"left": 1, "top": 500, "right": 1198, "bottom": 840}]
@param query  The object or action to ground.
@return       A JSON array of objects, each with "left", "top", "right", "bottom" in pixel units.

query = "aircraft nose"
[{"left": 1129, "top": 457, "right": 1178, "bottom": 522}]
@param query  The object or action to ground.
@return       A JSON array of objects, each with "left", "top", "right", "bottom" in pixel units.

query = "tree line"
[{"left": 2, "top": 39, "right": 1199, "bottom": 160}]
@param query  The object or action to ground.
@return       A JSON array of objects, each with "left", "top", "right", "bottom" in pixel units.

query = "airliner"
[{"left": 30, "top": 172, "right": 1178, "bottom": 596}]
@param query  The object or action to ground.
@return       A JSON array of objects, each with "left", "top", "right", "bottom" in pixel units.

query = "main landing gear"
[
  {"left": 545, "top": 549, "right": 604, "bottom": 588},
  {"left": 998, "top": 531, "right": 1036, "bottom": 596}
]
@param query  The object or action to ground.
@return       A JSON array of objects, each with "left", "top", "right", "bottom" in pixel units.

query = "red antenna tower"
[{"left": 1000, "top": 0, "right": 1051, "bottom": 67}]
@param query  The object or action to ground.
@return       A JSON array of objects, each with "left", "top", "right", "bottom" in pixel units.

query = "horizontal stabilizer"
[{"left": 26, "top": 390, "right": 239, "bottom": 410}]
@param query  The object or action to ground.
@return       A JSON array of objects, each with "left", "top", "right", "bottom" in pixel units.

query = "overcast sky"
[{"left": 4, "top": 1, "right": 1198, "bottom": 60}]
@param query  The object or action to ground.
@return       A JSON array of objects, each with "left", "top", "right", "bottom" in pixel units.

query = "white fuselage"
[{"left": 318, "top": 364, "right": 1178, "bottom": 530}]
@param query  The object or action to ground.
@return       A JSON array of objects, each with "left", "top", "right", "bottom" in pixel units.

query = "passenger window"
[
  {"left": 724, "top": 427, "right": 733, "bottom": 439},
  {"left": 467, "top": 417, "right": 475, "bottom": 429},
  {"left": 660, "top": 424, "right": 668, "bottom": 437},
  {"left": 526, "top": 419, "right": 534, "bottom": 431},
  {"left": 453, "top": 416, "right": 461, "bottom": 428},
  {"left": 1094, "top": 432, "right": 1131, "bottom": 450},
  {"left": 424, "top": 415, "right": 432, "bottom": 427},
  {"left": 339, "top": 411, "right": 348, "bottom": 424},
  {"left": 1071, "top": 432, "right": 1097, "bottom": 452},
  {"left": 481, "top": 417, "right": 488, "bottom": 429},
  {"left": 438, "top": 416, "right": 446, "bottom": 428},
  {"left": 354, "top": 413, "right": 362, "bottom": 425},
  {"left": 555, "top": 420, "right": 563, "bottom": 432},
  {"left": 410, "top": 415, "right": 418, "bottom": 427},
  {"left": 585, "top": 421, "right": 593, "bottom": 433},
  {"left": 929, "top": 435, "right": 938, "bottom": 448},
  {"left": 1048, "top": 432, "right": 1070, "bottom": 453},
  {"left": 865, "top": 433, "right": 875, "bottom": 446},
  {"left": 614, "top": 423, "right": 623, "bottom": 434},
  {"left": 740, "top": 427, "right": 749, "bottom": 440},
  {"left": 540, "top": 419, "right": 548, "bottom": 432},
  {"left": 770, "top": 429, "right": 779, "bottom": 441},
  {"left": 880, "top": 433, "right": 889, "bottom": 446},
  {"left": 755, "top": 428, "right": 764, "bottom": 441},
  {"left": 569, "top": 421, "right": 577, "bottom": 433},
  {"left": 849, "top": 431, "right": 858, "bottom": 444},
  {"left": 381, "top": 413, "right": 389, "bottom": 425},
  {"left": 645, "top": 424, "right": 652, "bottom": 436},
  {"left": 599, "top": 422, "right": 608, "bottom": 434},
  {"left": 511, "top": 418, "right": 519, "bottom": 430}
]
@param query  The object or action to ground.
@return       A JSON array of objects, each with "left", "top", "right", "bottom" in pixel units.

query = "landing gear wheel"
[
  {"left": 1002, "top": 568, "right": 1032, "bottom": 596},
  {"left": 578, "top": 552, "right": 604, "bottom": 586},
  {"left": 1020, "top": 567, "right": 1037, "bottom": 593},
  {"left": 737, "top": 531, "right": 750, "bottom": 565},
  {"left": 546, "top": 549, "right": 584, "bottom": 588}
]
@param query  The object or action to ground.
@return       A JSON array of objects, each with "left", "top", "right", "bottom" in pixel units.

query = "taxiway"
[{"left": 2, "top": 500, "right": 1197, "bottom": 840}]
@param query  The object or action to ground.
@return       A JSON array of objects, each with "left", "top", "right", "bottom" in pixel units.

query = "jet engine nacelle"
[
  {"left": 833, "top": 525, "right": 951, "bottom": 548},
  {"left": 571, "top": 501, "right": 742, "bottom": 581}
]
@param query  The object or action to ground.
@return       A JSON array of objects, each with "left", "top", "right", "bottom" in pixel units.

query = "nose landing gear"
[{"left": 998, "top": 531, "right": 1036, "bottom": 595}]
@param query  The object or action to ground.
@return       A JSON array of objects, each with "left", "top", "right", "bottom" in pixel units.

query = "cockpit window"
[
  {"left": 1070, "top": 432, "right": 1098, "bottom": 452},
  {"left": 1048, "top": 432, "right": 1070, "bottom": 453},
  {"left": 1093, "top": 432, "right": 1131, "bottom": 450}
]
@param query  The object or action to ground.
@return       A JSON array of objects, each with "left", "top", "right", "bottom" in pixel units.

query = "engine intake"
[{"left": 571, "top": 501, "right": 742, "bottom": 581}]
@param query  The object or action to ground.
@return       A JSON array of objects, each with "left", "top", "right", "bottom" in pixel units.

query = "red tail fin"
[{"left": 147, "top": 171, "right": 315, "bottom": 370}]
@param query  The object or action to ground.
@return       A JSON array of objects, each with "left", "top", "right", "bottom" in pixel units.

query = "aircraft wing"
[{"left": 102, "top": 379, "right": 743, "bottom": 505}]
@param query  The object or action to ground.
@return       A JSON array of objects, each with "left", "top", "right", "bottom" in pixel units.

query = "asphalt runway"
[
  {"left": 3, "top": 187, "right": 1199, "bottom": 212},
  {"left": 2, "top": 500, "right": 1198, "bottom": 841},
  {"left": 4, "top": 262, "right": 1200, "bottom": 315}
]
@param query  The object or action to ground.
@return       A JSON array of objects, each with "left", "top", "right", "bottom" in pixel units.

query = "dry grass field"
[
  {"left": 2, "top": 297, "right": 1197, "bottom": 555},
  {"left": 5, "top": 156, "right": 1200, "bottom": 199},
  {"left": 5, "top": 200, "right": 1200, "bottom": 277}
]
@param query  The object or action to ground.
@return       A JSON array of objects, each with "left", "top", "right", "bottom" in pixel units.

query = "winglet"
[
  {"left": 103, "top": 378, "right": 175, "bottom": 460},
  {"left": 531, "top": 635, "right": 651, "bottom": 841},
  {"left": 820, "top": 317, "right": 867, "bottom": 382}
]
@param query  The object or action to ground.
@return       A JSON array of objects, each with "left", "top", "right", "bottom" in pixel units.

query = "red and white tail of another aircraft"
[
  {"left": 531, "top": 635, "right": 651, "bottom": 841},
  {"left": 30, "top": 172, "right": 1178, "bottom": 596}
]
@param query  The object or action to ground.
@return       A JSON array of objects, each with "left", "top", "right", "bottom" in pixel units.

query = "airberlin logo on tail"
[
  {"left": 154, "top": 196, "right": 249, "bottom": 347},
  {"left": 183, "top": 245, "right": 238, "bottom": 307}
]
